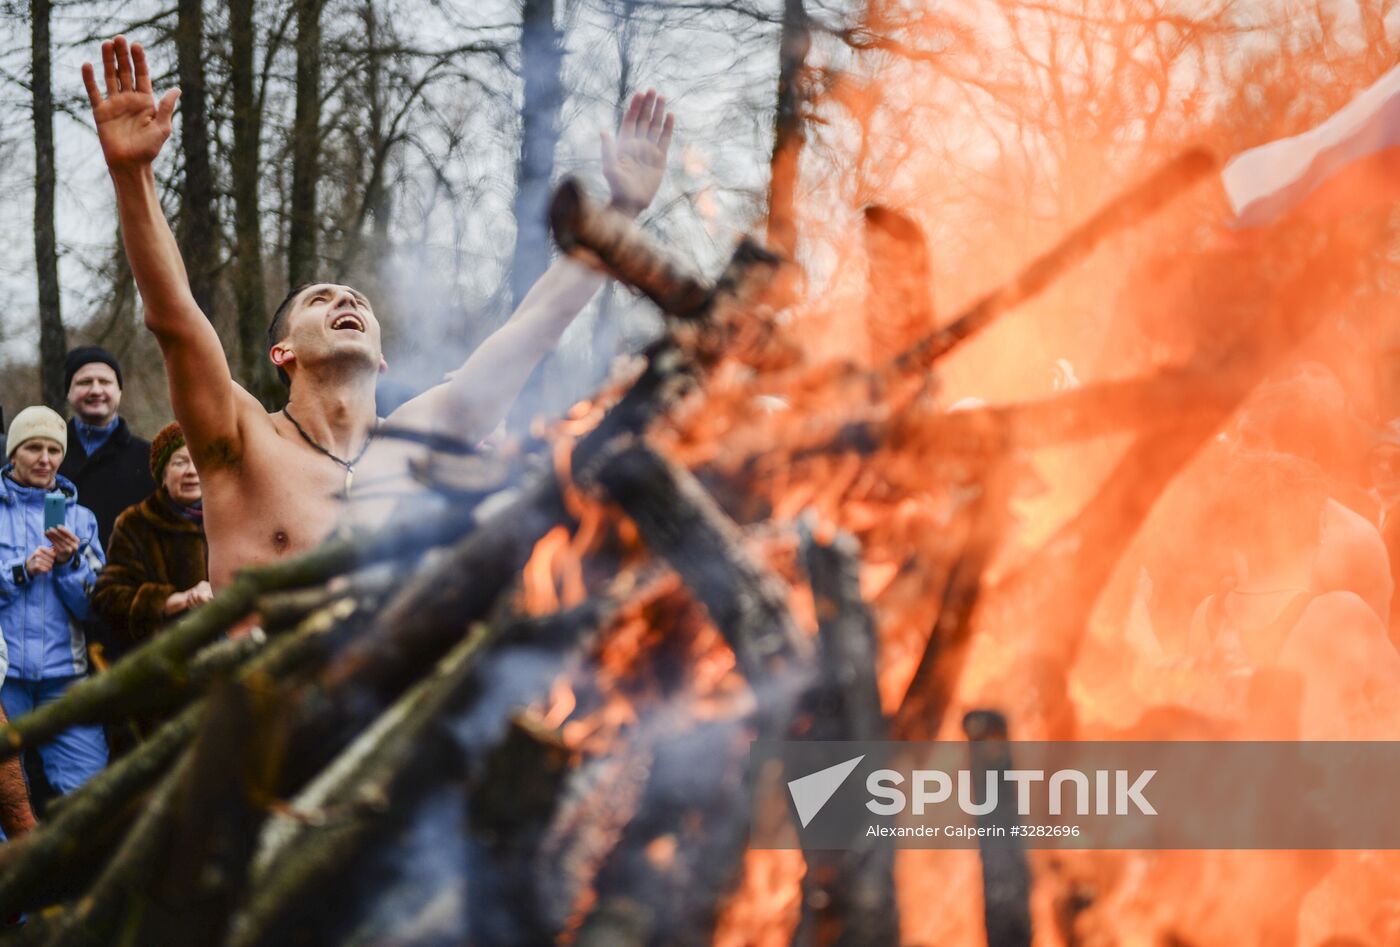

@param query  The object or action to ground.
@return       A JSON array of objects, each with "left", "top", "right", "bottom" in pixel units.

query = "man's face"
[
  {"left": 272, "top": 284, "right": 386, "bottom": 382},
  {"left": 10, "top": 439, "right": 63, "bottom": 489},
  {"left": 162, "top": 445, "right": 202, "bottom": 506},
  {"left": 67, "top": 363, "right": 121, "bottom": 426}
]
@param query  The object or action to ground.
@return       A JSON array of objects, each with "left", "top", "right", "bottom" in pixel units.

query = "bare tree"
[
  {"left": 289, "top": 0, "right": 324, "bottom": 286},
  {"left": 510, "top": 0, "right": 564, "bottom": 309},
  {"left": 766, "top": 0, "right": 809, "bottom": 260},
  {"left": 31, "top": 0, "right": 65, "bottom": 408},
  {"left": 175, "top": 0, "right": 219, "bottom": 318},
  {"left": 229, "top": 0, "right": 277, "bottom": 406}
]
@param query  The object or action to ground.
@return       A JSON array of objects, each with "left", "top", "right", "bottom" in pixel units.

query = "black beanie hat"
[{"left": 63, "top": 346, "right": 123, "bottom": 391}]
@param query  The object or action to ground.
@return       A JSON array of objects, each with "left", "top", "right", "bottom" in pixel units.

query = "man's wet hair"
[{"left": 267, "top": 283, "right": 319, "bottom": 389}]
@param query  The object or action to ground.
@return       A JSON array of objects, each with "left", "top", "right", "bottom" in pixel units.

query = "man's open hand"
[
  {"left": 601, "top": 90, "right": 675, "bottom": 217},
  {"left": 82, "top": 36, "right": 180, "bottom": 172}
]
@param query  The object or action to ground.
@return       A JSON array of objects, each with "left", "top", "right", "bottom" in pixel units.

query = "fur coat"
[{"left": 92, "top": 487, "right": 207, "bottom": 645}]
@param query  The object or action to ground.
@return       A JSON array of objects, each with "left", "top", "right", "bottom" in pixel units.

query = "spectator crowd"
[{"left": 0, "top": 346, "right": 208, "bottom": 835}]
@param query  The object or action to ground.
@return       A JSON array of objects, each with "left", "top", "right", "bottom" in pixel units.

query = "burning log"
[
  {"left": 466, "top": 712, "right": 573, "bottom": 942},
  {"left": 587, "top": 441, "right": 813, "bottom": 686},
  {"left": 550, "top": 177, "right": 715, "bottom": 320},
  {"left": 863, "top": 205, "right": 935, "bottom": 366},
  {"left": 778, "top": 361, "right": 1240, "bottom": 467},
  {"left": 537, "top": 740, "right": 655, "bottom": 936},
  {"left": 792, "top": 527, "right": 899, "bottom": 947},
  {"left": 572, "top": 446, "right": 816, "bottom": 947},
  {"left": 895, "top": 461, "right": 1016, "bottom": 741},
  {"left": 575, "top": 712, "right": 764, "bottom": 947},
  {"left": 997, "top": 226, "right": 1364, "bottom": 739},
  {"left": 963, "top": 710, "right": 1032, "bottom": 947},
  {"left": 887, "top": 148, "right": 1216, "bottom": 376}
]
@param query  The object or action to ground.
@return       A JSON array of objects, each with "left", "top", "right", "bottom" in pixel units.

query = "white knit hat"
[{"left": 7, "top": 406, "right": 67, "bottom": 458}]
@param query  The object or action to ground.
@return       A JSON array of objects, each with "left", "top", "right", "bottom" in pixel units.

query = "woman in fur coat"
[{"left": 93, "top": 422, "right": 210, "bottom": 645}]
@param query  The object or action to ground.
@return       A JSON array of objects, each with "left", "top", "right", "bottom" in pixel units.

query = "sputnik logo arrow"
[{"left": 787, "top": 755, "right": 864, "bottom": 828}]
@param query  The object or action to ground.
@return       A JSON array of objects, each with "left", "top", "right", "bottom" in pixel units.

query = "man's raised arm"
[
  {"left": 83, "top": 37, "right": 244, "bottom": 465},
  {"left": 388, "top": 92, "right": 676, "bottom": 442}
]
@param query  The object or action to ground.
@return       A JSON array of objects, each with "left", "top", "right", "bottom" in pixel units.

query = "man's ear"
[
  {"left": 270, "top": 344, "right": 294, "bottom": 369},
  {"left": 378, "top": 355, "right": 389, "bottom": 375}
]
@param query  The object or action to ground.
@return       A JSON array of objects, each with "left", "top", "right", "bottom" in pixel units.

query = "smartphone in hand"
[{"left": 43, "top": 492, "right": 65, "bottom": 531}]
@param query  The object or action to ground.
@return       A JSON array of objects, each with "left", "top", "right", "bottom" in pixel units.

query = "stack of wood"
[{"left": 0, "top": 145, "right": 1358, "bottom": 946}]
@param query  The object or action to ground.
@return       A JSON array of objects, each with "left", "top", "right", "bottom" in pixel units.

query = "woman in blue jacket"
[{"left": 0, "top": 406, "right": 108, "bottom": 794}]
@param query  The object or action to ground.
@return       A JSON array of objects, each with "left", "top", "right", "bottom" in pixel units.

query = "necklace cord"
[{"left": 282, "top": 405, "right": 375, "bottom": 471}]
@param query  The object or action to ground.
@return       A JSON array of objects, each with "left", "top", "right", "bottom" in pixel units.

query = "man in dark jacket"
[{"left": 57, "top": 346, "right": 154, "bottom": 550}]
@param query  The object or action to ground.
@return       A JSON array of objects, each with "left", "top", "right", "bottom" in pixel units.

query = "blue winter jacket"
[{"left": 0, "top": 467, "right": 104, "bottom": 679}]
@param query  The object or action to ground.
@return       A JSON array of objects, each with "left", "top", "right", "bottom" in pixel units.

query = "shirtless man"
[{"left": 84, "top": 36, "right": 674, "bottom": 587}]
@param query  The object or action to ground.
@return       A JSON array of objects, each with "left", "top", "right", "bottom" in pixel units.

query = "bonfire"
[{"left": 0, "top": 127, "right": 1391, "bottom": 946}]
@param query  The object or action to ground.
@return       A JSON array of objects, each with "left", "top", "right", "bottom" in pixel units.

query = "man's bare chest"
[{"left": 202, "top": 440, "right": 352, "bottom": 559}]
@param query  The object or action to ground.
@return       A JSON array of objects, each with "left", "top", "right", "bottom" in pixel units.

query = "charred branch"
[
  {"left": 783, "top": 361, "right": 1239, "bottom": 467},
  {"left": 799, "top": 527, "right": 886, "bottom": 742},
  {"left": 551, "top": 177, "right": 712, "bottom": 319},
  {"left": 550, "top": 177, "right": 785, "bottom": 325},
  {"left": 465, "top": 712, "right": 575, "bottom": 944},
  {"left": 792, "top": 528, "right": 898, "bottom": 947},
  {"left": 588, "top": 441, "right": 812, "bottom": 685},
  {"left": 575, "top": 713, "right": 759, "bottom": 947},
  {"left": 963, "top": 710, "right": 1033, "bottom": 947}
]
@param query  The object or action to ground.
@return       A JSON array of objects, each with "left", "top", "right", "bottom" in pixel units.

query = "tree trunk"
[
  {"left": 175, "top": 0, "right": 219, "bottom": 319},
  {"left": 510, "top": 0, "right": 563, "bottom": 310},
  {"left": 289, "top": 0, "right": 324, "bottom": 287},
  {"left": 335, "top": 0, "right": 390, "bottom": 279},
  {"left": 32, "top": 0, "right": 66, "bottom": 409},
  {"left": 229, "top": 0, "right": 276, "bottom": 405},
  {"left": 504, "top": 0, "right": 566, "bottom": 429},
  {"left": 766, "top": 0, "right": 810, "bottom": 260}
]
